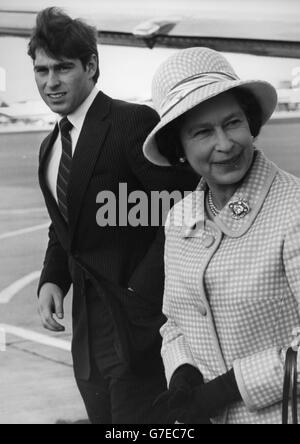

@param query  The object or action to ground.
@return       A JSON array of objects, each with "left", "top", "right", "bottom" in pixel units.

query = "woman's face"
[{"left": 180, "top": 92, "right": 255, "bottom": 188}]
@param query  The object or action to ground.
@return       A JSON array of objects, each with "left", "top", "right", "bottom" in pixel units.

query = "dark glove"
[
  {"left": 174, "top": 369, "right": 242, "bottom": 423},
  {"left": 169, "top": 364, "right": 205, "bottom": 392},
  {"left": 154, "top": 364, "right": 211, "bottom": 424}
]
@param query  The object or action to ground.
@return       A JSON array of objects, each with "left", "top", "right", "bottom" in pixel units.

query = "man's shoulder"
[
  {"left": 110, "top": 97, "right": 159, "bottom": 121},
  {"left": 90, "top": 91, "right": 159, "bottom": 126}
]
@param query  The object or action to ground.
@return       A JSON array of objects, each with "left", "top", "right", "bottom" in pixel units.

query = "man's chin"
[{"left": 46, "top": 101, "right": 70, "bottom": 116}]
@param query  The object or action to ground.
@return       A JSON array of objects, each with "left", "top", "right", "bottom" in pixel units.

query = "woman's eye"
[
  {"left": 194, "top": 129, "right": 210, "bottom": 137},
  {"left": 226, "top": 119, "right": 241, "bottom": 128}
]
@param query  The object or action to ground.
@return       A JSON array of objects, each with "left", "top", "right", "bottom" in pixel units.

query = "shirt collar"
[
  {"left": 181, "top": 150, "right": 278, "bottom": 238},
  {"left": 58, "top": 86, "right": 99, "bottom": 132}
]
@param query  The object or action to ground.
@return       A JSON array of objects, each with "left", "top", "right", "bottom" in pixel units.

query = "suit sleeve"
[
  {"left": 126, "top": 105, "right": 199, "bottom": 307},
  {"left": 233, "top": 202, "right": 300, "bottom": 412},
  {"left": 127, "top": 225, "right": 166, "bottom": 311},
  {"left": 38, "top": 223, "right": 72, "bottom": 297}
]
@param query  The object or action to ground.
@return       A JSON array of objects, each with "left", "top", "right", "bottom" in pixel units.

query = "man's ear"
[{"left": 86, "top": 54, "right": 98, "bottom": 80}]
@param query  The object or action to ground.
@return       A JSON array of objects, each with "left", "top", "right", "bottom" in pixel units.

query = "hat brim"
[{"left": 143, "top": 79, "right": 278, "bottom": 167}]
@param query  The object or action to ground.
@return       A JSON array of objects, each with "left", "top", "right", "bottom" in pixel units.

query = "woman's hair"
[
  {"left": 28, "top": 7, "right": 100, "bottom": 83},
  {"left": 231, "top": 87, "right": 263, "bottom": 138},
  {"left": 156, "top": 88, "right": 263, "bottom": 166}
]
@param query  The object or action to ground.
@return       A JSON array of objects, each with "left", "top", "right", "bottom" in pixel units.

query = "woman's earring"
[{"left": 179, "top": 157, "right": 187, "bottom": 164}]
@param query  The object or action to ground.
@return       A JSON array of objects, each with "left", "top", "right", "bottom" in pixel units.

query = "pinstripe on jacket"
[{"left": 162, "top": 150, "right": 300, "bottom": 424}]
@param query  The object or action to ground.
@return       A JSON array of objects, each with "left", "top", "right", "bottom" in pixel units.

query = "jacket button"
[
  {"left": 203, "top": 235, "right": 215, "bottom": 248},
  {"left": 199, "top": 305, "right": 207, "bottom": 317}
]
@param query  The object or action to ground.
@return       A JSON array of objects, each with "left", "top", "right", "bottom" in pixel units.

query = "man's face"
[{"left": 34, "top": 49, "right": 97, "bottom": 116}]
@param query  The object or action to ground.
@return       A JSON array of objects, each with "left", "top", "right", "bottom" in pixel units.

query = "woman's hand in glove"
[
  {"left": 174, "top": 369, "right": 242, "bottom": 423},
  {"left": 155, "top": 368, "right": 241, "bottom": 423},
  {"left": 153, "top": 364, "right": 211, "bottom": 424}
]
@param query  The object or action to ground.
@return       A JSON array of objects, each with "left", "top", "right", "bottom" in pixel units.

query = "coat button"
[
  {"left": 203, "top": 234, "right": 215, "bottom": 248},
  {"left": 199, "top": 305, "right": 207, "bottom": 317}
]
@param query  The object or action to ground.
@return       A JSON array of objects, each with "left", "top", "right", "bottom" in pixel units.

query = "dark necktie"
[{"left": 57, "top": 117, "right": 73, "bottom": 223}]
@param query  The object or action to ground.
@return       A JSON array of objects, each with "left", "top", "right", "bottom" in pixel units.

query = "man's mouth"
[{"left": 47, "top": 93, "right": 67, "bottom": 99}]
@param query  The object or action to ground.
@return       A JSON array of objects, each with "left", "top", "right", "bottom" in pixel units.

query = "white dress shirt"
[{"left": 45, "top": 87, "right": 99, "bottom": 202}]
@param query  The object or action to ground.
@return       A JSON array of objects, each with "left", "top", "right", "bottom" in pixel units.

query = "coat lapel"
[
  {"left": 68, "top": 91, "right": 111, "bottom": 243},
  {"left": 214, "top": 150, "right": 277, "bottom": 237},
  {"left": 38, "top": 124, "right": 70, "bottom": 244},
  {"left": 39, "top": 123, "right": 59, "bottom": 168}
]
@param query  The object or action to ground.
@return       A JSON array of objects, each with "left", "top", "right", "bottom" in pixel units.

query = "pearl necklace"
[{"left": 208, "top": 189, "right": 220, "bottom": 217}]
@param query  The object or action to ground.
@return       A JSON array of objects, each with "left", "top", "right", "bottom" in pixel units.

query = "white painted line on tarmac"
[
  {"left": 0, "top": 271, "right": 41, "bottom": 304},
  {"left": 0, "top": 207, "right": 46, "bottom": 216},
  {"left": 0, "top": 324, "right": 71, "bottom": 351},
  {"left": 0, "top": 223, "right": 48, "bottom": 240}
]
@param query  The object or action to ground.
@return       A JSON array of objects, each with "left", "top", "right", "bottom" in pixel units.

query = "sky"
[{"left": 0, "top": 0, "right": 300, "bottom": 104}]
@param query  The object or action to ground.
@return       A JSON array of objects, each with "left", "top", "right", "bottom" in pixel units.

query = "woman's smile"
[{"left": 213, "top": 151, "right": 243, "bottom": 167}]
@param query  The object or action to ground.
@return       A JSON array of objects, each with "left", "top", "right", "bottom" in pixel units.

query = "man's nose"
[
  {"left": 46, "top": 71, "right": 60, "bottom": 89},
  {"left": 215, "top": 128, "right": 234, "bottom": 152}
]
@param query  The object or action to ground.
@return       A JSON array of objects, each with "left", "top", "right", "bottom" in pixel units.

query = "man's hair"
[
  {"left": 156, "top": 88, "right": 263, "bottom": 166},
  {"left": 28, "top": 7, "right": 100, "bottom": 83}
]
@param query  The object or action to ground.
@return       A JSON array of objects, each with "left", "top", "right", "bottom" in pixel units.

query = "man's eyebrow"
[
  {"left": 34, "top": 61, "right": 75, "bottom": 70},
  {"left": 34, "top": 64, "right": 47, "bottom": 70}
]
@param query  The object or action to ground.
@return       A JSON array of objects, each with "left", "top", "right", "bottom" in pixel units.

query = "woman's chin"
[{"left": 210, "top": 169, "right": 248, "bottom": 187}]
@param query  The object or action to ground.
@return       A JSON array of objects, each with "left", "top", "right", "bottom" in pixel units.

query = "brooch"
[{"left": 228, "top": 198, "right": 250, "bottom": 220}]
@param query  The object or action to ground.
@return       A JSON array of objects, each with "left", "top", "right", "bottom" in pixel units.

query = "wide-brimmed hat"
[{"left": 143, "top": 47, "right": 278, "bottom": 166}]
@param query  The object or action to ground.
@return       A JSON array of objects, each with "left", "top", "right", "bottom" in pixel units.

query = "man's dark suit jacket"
[{"left": 38, "top": 91, "right": 199, "bottom": 380}]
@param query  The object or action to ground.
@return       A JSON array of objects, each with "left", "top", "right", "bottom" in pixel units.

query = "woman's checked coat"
[{"left": 162, "top": 150, "right": 300, "bottom": 424}]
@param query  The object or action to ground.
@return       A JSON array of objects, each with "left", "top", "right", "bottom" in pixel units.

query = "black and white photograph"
[{"left": 0, "top": 0, "right": 300, "bottom": 427}]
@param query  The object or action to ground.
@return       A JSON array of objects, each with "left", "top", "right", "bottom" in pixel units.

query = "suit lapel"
[
  {"left": 68, "top": 91, "right": 111, "bottom": 243},
  {"left": 39, "top": 123, "right": 59, "bottom": 168},
  {"left": 38, "top": 124, "right": 70, "bottom": 243}
]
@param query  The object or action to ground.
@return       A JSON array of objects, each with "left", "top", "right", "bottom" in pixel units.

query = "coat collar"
[
  {"left": 181, "top": 150, "right": 278, "bottom": 238},
  {"left": 64, "top": 86, "right": 99, "bottom": 134},
  {"left": 68, "top": 91, "right": 111, "bottom": 243}
]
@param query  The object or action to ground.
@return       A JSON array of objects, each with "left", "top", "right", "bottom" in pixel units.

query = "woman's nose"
[{"left": 215, "top": 128, "right": 234, "bottom": 152}]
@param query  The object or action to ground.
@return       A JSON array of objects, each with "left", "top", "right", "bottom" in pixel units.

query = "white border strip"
[
  {"left": 0, "top": 271, "right": 41, "bottom": 304},
  {"left": 0, "top": 324, "right": 71, "bottom": 352}
]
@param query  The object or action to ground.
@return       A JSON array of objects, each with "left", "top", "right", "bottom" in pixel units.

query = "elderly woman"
[{"left": 143, "top": 47, "right": 300, "bottom": 424}]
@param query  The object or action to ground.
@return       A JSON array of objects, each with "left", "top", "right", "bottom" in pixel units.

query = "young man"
[{"left": 29, "top": 8, "right": 198, "bottom": 424}]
